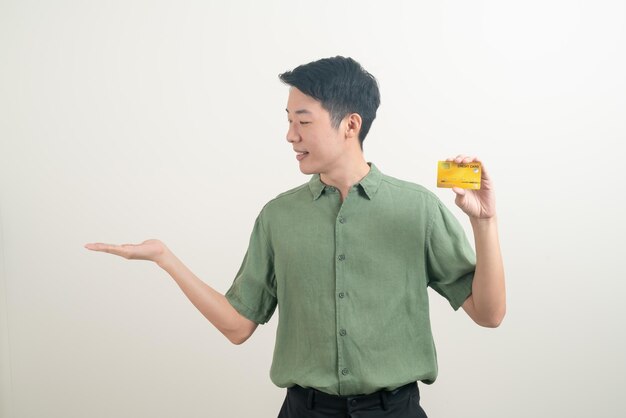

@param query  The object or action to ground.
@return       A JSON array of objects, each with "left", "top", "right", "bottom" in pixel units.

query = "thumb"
[
  {"left": 452, "top": 187, "right": 466, "bottom": 196},
  {"left": 452, "top": 187, "right": 466, "bottom": 208}
]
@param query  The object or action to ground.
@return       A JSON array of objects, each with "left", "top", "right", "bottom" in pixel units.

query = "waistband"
[{"left": 287, "top": 381, "right": 418, "bottom": 412}]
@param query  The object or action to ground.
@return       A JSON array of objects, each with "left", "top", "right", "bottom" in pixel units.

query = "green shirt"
[{"left": 225, "top": 161, "right": 476, "bottom": 396}]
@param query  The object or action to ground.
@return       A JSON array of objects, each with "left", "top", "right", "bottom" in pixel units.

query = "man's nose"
[{"left": 286, "top": 124, "right": 299, "bottom": 143}]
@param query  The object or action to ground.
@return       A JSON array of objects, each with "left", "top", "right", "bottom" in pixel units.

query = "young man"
[{"left": 85, "top": 56, "right": 505, "bottom": 418}]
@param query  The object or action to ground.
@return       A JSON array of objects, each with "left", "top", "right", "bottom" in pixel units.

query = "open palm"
[{"left": 84, "top": 239, "right": 167, "bottom": 263}]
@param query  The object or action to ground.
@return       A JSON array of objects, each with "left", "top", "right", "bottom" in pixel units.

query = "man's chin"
[{"left": 298, "top": 163, "right": 317, "bottom": 175}]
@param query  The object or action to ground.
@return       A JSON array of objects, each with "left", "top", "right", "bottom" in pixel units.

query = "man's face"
[{"left": 285, "top": 87, "right": 347, "bottom": 175}]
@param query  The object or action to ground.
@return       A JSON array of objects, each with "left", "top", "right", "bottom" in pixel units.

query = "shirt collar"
[{"left": 308, "top": 161, "right": 383, "bottom": 201}]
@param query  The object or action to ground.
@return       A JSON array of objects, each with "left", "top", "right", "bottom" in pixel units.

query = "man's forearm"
[
  {"left": 470, "top": 216, "right": 506, "bottom": 326},
  {"left": 156, "top": 249, "right": 252, "bottom": 344}
]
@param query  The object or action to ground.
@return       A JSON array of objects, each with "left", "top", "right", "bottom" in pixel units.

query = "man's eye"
[{"left": 300, "top": 121, "right": 311, "bottom": 125}]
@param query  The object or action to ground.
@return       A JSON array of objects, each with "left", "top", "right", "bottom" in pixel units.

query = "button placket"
[{"left": 335, "top": 205, "right": 350, "bottom": 389}]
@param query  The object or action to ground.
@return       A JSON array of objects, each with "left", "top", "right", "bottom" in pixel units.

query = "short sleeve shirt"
[{"left": 225, "top": 161, "right": 476, "bottom": 396}]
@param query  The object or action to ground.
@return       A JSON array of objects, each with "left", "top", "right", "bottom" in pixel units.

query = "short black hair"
[{"left": 278, "top": 56, "right": 381, "bottom": 149}]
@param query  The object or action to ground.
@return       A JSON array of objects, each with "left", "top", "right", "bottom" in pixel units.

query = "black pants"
[{"left": 277, "top": 381, "right": 428, "bottom": 418}]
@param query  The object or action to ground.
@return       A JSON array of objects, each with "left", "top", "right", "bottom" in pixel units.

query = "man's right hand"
[
  {"left": 84, "top": 238, "right": 257, "bottom": 344},
  {"left": 84, "top": 239, "right": 169, "bottom": 265}
]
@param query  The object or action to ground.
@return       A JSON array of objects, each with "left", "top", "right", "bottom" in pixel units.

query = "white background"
[{"left": 1, "top": 1, "right": 625, "bottom": 417}]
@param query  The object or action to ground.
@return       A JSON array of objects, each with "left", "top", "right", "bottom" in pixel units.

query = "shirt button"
[
  {"left": 341, "top": 368, "right": 349, "bottom": 375},
  {"left": 337, "top": 254, "right": 345, "bottom": 261},
  {"left": 338, "top": 217, "right": 345, "bottom": 223},
  {"left": 339, "top": 329, "right": 347, "bottom": 336},
  {"left": 338, "top": 292, "right": 345, "bottom": 298}
]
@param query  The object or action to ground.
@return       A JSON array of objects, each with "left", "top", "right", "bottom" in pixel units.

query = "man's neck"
[{"left": 319, "top": 158, "right": 371, "bottom": 200}]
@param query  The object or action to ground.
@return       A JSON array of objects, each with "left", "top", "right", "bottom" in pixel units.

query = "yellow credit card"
[{"left": 437, "top": 161, "right": 482, "bottom": 189}]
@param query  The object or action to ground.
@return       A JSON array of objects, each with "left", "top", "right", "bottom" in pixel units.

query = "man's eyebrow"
[{"left": 285, "top": 108, "right": 313, "bottom": 115}]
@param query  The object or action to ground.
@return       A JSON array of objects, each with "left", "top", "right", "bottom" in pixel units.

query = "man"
[{"left": 85, "top": 56, "right": 505, "bottom": 418}]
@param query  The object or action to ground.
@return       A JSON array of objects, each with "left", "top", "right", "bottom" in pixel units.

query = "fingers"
[
  {"left": 84, "top": 242, "right": 129, "bottom": 258},
  {"left": 85, "top": 243, "right": 111, "bottom": 251},
  {"left": 446, "top": 154, "right": 478, "bottom": 164},
  {"left": 445, "top": 154, "right": 486, "bottom": 174}
]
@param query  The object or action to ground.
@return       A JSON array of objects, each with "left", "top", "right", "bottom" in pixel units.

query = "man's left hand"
[{"left": 447, "top": 155, "right": 496, "bottom": 220}]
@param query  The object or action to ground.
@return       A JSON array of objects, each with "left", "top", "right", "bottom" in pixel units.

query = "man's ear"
[{"left": 345, "top": 113, "right": 362, "bottom": 139}]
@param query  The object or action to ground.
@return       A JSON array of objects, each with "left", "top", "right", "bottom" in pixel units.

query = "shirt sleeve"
[
  {"left": 425, "top": 198, "right": 476, "bottom": 311},
  {"left": 225, "top": 210, "right": 277, "bottom": 324}
]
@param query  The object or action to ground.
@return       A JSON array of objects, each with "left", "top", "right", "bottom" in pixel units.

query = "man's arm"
[
  {"left": 461, "top": 216, "right": 506, "bottom": 327},
  {"left": 446, "top": 155, "right": 506, "bottom": 328},
  {"left": 84, "top": 239, "right": 258, "bottom": 344},
  {"left": 157, "top": 248, "right": 259, "bottom": 344}
]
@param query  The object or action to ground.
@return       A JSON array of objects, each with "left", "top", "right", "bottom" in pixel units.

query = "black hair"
[{"left": 278, "top": 56, "right": 381, "bottom": 149}]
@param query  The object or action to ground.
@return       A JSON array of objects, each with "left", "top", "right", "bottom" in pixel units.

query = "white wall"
[{"left": 1, "top": 1, "right": 624, "bottom": 417}]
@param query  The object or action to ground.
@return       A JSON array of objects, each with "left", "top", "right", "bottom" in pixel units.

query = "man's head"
[{"left": 279, "top": 56, "right": 381, "bottom": 150}]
